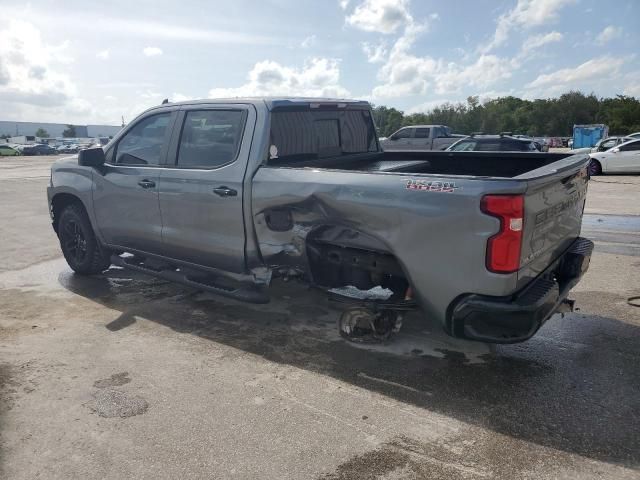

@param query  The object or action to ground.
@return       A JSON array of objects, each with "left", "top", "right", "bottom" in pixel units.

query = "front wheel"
[
  {"left": 588, "top": 159, "right": 602, "bottom": 176},
  {"left": 58, "top": 203, "right": 111, "bottom": 275}
]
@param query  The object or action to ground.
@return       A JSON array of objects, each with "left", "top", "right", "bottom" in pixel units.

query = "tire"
[
  {"left": 58, "top": 203, "right": 111, "bottom": 275},
  {"left": 588, "top": 159, "right": 602, "bottom": 176}
]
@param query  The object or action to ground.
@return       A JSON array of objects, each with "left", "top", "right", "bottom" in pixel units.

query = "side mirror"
[
  {"left": 611, "top": 147, "right": 620, "bottom": 153},
  {"left": 78, "top": 147, "right": 105, "bottom": 167}
]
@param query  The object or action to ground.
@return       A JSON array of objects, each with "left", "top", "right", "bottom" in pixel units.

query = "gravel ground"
[{"left": 1, "top": 155, "right": 639, "bottom": 479}]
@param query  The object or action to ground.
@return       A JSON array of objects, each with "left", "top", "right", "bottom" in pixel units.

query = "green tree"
[
  {"left": 372, "top": 105, "right": 405, "bottom": 137},
  {"left": 35, "top": 128, "right": 49, "bottom": 138},
  {"left": 62, "top": 125, "right": 77, "bottom": 138},
  {"left": 372, "top": 91, "right": 640, "bottom": 137}
]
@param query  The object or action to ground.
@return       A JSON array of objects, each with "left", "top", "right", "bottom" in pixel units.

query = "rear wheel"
[
  {"left": 58, "top": 203, "right": 111, "bottom": 274},
  {"left": 588, "top": 159, "right": 602, "bottom": 176}
]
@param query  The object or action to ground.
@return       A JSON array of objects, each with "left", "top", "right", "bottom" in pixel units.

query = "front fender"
[{"left": 48, "top": 164, "right": 103, "bottom": 243}]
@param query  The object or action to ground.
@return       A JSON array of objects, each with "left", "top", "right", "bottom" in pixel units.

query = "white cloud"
[
  {"left": 369, "top": 20, "right": 511, "bottom": 99},
  {"left": 96, "top": 49, "right": 110, "bottom": 60},
  {"left": 171, "top": 92, "right": 194, "bottom": 102},
  {"left": 362, "top": 41, "right": 388, "bottom": 63},
  {"left": 520, "top": 31, "right": 563, "bottom": 54},
  {"left": 140, "top": 89, "right": 163, "bottom": 100},
  {"left": 143, "top": 47, "right": 163, "bottom": 57},
  {"left": 0, "top": 19, "right": 163, "bottom": 125},
  {"left": 624, "top": 83, "right": 640, "bottom": 98},
  {"left": 482, "top": 0, "right": 575, "bottom": 53},
  {"left": 301, "top": 35, "right": 317, "bottom": 48},
  {"left": 526, "top": 56, "right": 625, "bottom": 89},
  {"left": 0, "top": 20, "right": 88, "bottom": 118},
  {"left": 339, "top": 0, "right": 350, "bottom": 9},
  {"left": 620, "top": 71, "right": 640, "bottom": 98},
  {"left": 346, "top": 0, "right": 413, "bottom": 34},
  {"left": 208, "top": 58, "right": 350, "bottom": 98},
  {"left": 510, "top": 31, "right": 564, "bottom": 68},
  {"left": 406, "top": 99, "right": 455, "bottom": 114},
  {"left": 31, "top": 10, "right": 283, "bottom": 47},
  {"left": 595, "top": 25, "right": 622, "bottom": 45}
]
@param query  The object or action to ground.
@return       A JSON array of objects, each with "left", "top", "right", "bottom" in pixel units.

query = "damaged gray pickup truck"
[{"left": 48, "top": 98, "right": 593, "bottom": 344}]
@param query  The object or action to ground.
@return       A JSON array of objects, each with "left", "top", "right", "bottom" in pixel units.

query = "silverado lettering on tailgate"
[
  {"left": 534, "top": 188, "right": 587, "bottom": 226},
  {"left": 405, "top": 179, "right": 459, "bottom": 193}
]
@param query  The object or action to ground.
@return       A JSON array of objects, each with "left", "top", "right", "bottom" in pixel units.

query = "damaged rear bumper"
[{"left": 448, "top": 237, "right": 594, "bottom": 343}]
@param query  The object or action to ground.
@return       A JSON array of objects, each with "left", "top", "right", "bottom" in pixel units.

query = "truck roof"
[
  {"left": 396, "top": 125, "right": 448, "bottom": 129},
  {"left": 143, "top": 97, "right": 370, "bottom": 114}
]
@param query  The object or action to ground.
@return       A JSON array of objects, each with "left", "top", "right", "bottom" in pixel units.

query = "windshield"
[{"left": 269, "top": 108, "right": 378, "bottom": 164}]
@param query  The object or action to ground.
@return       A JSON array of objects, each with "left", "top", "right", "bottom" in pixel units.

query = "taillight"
[{"left": 481, "top": 194, "right": 524, "bottom": 273}]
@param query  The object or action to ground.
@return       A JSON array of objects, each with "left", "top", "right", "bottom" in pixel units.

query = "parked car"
[
  {"left": 591, "top": 136, "right": 634, "bottom": 153},
  {"left": 48, "top": 97, "right": 593, "bottom": 345},
  {"left": 0, "top": 144, "right": 20, "bottom": 156},
  {"left": 588, "top": 138, "right": 640, "bottom": 175},
  {"left": 381, "top": 125, "right": 462, "bottom": 151},
  {"left": 533, "top": 137, "right": 550, "bottom": 152},
  {"left": 57, "top": 144, "right": 80, "bottom": 154},
  {"left": 446, "top": 134, "right": 541, "bottom": 152},
  {"left": 628, "top": 132, "right": 640, "bottom": 138},
  {"left": 21, "top": 143, "right": 57, "bottom": 155}
]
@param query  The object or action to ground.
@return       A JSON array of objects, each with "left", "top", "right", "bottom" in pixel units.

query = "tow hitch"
[{"left": 557, "top": 298, "right": 576, "bottom": 315}]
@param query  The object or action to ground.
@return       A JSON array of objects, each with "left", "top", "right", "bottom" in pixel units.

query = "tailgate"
[{"left": 517, "top": 155, "right": 590, "bottom": 287}]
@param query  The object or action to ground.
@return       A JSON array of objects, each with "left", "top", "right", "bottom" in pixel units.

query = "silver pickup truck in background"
[
  {"left": 380, "top": 124, "right": 464, "bottom": 151},
  {"left": 48, "top": 98, "right": 593, "bottom": 344}
]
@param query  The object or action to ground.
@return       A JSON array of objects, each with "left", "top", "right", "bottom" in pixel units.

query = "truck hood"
[{"left": 52, "top": 155, "right": 79, "bottom": 169}]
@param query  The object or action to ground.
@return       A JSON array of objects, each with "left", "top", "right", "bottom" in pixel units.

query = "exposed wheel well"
[
  {"left": 51, "top": 193, "right": 85, "bottom": 234},
  {"left": 306, "top": 226, "right": 409, "bottom": 298}
]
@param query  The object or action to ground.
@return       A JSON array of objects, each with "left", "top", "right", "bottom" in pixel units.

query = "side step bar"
[{"left": 110, "top": 254, "right": 270, "bottom": 304}]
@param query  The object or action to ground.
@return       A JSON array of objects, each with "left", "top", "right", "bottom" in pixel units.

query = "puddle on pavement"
[{"left": 582, "top": 213, "right": 640, "bottom": 232}]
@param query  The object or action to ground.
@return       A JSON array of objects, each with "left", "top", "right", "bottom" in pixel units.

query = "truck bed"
[
  {"left": 279, "top": 151, "right": 576, "bottom": 178},
  {"left": 253, "top": 149, "right": 590, "bottom": 335}
]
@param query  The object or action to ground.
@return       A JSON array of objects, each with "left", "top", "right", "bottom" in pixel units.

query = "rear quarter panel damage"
[{"left": 251, "top": 166, "right": 524, "bottom": 326}]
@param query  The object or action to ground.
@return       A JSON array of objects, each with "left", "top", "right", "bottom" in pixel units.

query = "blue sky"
[{"left": 0, "top": 0, "right": 638, "bottom": 124}]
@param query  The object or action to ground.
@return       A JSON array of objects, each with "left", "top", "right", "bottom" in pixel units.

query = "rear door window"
[
  {"left": 176, "top": 110, "right": 246, "bottom": 169},
  {"left": 414, "top": 128, "right": 430, "bottom": 138},
  {"left": 620, "top": 140, "right": 640, "bottom": 151},
  {"left": 115, "top": 113, "right": 172, "bottom": 166}
]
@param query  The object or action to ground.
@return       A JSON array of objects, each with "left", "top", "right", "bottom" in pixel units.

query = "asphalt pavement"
[{"left": 1, "top": 155, "right": 639, "bottom": 479}]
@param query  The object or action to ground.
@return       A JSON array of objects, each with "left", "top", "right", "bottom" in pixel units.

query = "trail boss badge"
[{"left": 405, "top": 179, "right": 459, "bottom": 193}]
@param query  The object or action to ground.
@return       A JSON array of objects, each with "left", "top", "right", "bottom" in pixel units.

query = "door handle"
[
  {"left": 138, "top": 179, "right": 156, "bottom": 189},
  {"left": 213, "top": 186, "right": 237, "bottom": 197}
]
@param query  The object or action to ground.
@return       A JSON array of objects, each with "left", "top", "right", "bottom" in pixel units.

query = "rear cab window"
[{"left": 268, "top": 107, "right": 378, "bottom": 165}]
